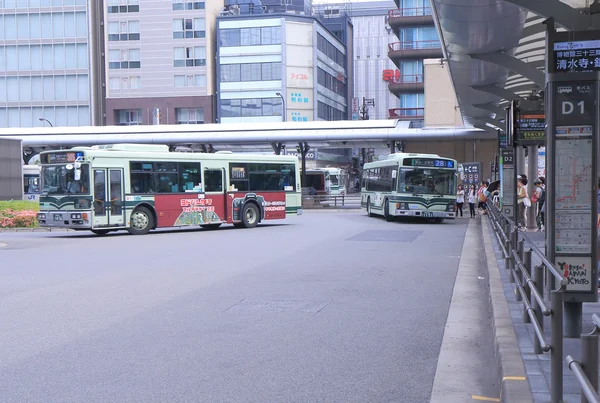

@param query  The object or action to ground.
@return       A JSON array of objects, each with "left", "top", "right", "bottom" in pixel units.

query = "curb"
[
  {"left": 481, "top": 217, "right": 533, "bottom": 403},
  {"left": 0, "top": 227, "right": 73, "bottom": 233}
]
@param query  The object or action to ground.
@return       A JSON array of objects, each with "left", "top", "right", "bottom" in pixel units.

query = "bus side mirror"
[{"left": 74, "top": 169, "right": 81, "bottom": 181}]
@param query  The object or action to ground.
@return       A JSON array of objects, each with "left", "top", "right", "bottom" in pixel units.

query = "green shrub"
[{"left": 0, "top": 200, "right": 39, "bottom": 228}]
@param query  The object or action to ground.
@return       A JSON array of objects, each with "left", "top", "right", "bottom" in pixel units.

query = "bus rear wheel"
[
  {"left": 241, "top": 203, "right": 259, "bottom": 228},
  {"left": 128, "top": 206, "right": 154, "bottom": 235}
]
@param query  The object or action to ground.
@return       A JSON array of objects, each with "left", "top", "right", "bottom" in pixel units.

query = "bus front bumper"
[
  {"left": 37, "top": 211, "right": 93, "bottom": 229},
  {"left": 393, "top": 209, "right": 456, "bottom": 219}
]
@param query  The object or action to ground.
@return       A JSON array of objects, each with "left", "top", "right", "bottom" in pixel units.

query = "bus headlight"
[
  {"left": 71, "top": 213, "right": 82, "bottom": 219},
  {"left": 37, "top": 213, "right": 46, "bottom": 219}
]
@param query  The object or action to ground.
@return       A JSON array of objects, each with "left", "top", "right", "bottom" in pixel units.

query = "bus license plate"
[
  {"left": 422, "top": 212, "right": 434, "bottom": 218},
  {"left": 54, "top": 214, "right": 62, "bottom": 221}
]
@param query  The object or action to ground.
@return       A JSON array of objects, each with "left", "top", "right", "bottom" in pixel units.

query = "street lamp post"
[
  {"left": 38, "top": 117, "right": 53, "bottom": 127},
  {"left": 275, "top": 92, "right": 286, "bottom": 122}
]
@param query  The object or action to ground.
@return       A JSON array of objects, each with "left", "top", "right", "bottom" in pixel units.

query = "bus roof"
[
  {"left": 363, "top": 152, "right": 457, "bottom": 169},
  {"left": 39, "top": 144, "right": 299, "bottom": 164}
]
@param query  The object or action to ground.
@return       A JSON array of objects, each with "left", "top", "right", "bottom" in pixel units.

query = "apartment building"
[
  {"left": 104, "top": 0, "right": 223, "bottom": 125},
  {"left": 387, "top": 0, "right": 442, "bottom": 126},
  {"left": 0, "top": 0, "right": 100, "bottom": 128}
]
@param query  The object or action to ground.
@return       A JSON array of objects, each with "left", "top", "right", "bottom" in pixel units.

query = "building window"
[
  {"left": 174, "top": 46, "right": 205, "bottom": 67},
  {"left": 220, "top": 98, "right": 282, "bottom": 118},
  {"left": 108, "top": 20, "right": 140, "bottom": 41},
  {"left": 108, "top": 76, "right": 141, "bottom": 90},
  {"left": 172, "top": 18, "right": 205, "bottom": 39},
  {"left": 317, "top": 67, "right": 346, "bottom": 97},
  {"left": 172, "top": 0, "right": 205, "bottom": 10},
  {"left": 174, "top": 74, "right": 206, "bottom": 88},
  {"left": 220, "top": 62, "right": 281, "bottom": 82},
  {"left": 116, "top": 109, "right": 142, "bottom": 125},
  {"left": 108, "top": 48, "right": 140, "bottom": 69},
  {"left": 317, "top": 33, "right": 346, "bottom": 68},
  {"left": 317, "top": 101, "right": 344, "bottom": 121},
  {"left": 218, "top": 26, "right": 281, "bottom": 47},
  {"left": 107, "top": 0, "right": 139, "bottom": 13},
  {"left": 176, "top": 108, "right": 204, "bottom": 124}
]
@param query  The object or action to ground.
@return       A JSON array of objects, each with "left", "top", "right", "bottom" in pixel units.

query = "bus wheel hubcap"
[
  {"left": 246, "top": 208, "right": 255, "bottom": 224},
  {"left": 132, "top": 212, "right": 148, "bottom": 229}
]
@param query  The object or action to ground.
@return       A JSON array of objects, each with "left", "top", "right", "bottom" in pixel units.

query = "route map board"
[
  {"left": 555, "top": 211, "right": 592, "bottom": 253},
  {"left": 554, "top": 126, "right": 593, "bottom": 257},
  {"left": 500, "top": 150, "right": 515, "bottom": 217},
  {"left": 555, "top": 127, "right": 593, "bottom": 210}
]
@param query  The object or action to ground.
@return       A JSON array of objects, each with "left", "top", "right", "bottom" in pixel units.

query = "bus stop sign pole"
[{"left": 546, "top": 22, "right": 600, "bottom": 338}]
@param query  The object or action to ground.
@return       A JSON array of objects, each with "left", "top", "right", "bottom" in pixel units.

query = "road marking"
[
  {"left": 471, "top": 376, "right": 526, "bottom": 402},
  {"left": 0, "top": 243, "right": 7, "bottom": 248},
  {"left": 471, "top": 396, "right": 500, "bottom": 402}
]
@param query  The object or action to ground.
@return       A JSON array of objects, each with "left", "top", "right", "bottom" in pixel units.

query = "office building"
[
  {"left": 386, "top": 0, "right": 442, "bottom": 126},
  {"left": 216, "top": 12, "right": 350, "bottom": 124},
  {"left": 314, "top": 1, "right": 398, "bottom": 120},
  {"left": 0, "top": 0, "right": 101, "bottom": 128},
  {"left": 104, "top": 0, "right": 223, "bottom": 126}
]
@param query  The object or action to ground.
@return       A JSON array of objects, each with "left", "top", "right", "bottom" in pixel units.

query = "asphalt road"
[{"left": 1, "top": 212, "right": 479, "bottom": 403}]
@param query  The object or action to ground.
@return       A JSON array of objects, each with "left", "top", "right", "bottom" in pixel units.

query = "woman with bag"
[
  {"left": 467, "top": 184, "right": 477, "bottom": 218},
  {"left": 517, "top": 175, "right": 529, "bottom": 230}
]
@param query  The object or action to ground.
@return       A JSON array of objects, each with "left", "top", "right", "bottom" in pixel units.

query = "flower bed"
[{"left": 0, "top": 200, "right": 39, "bottom": 228}]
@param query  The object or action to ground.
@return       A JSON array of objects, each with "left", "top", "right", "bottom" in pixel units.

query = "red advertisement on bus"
[{"left": 153, "top": 192, "right": 287, "bottom": 227}]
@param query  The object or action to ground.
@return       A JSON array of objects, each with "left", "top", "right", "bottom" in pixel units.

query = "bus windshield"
[
  {"left": 42, "top": 165, "right": 90, "bottom": 195},
  {"left": 399, "top": 168, "right": 456, "bottom": 195},
  {"left": 330, "top": 174, "right": 339, "bottom": 185}
]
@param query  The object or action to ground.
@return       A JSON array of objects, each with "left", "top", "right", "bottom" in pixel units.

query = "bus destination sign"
[
  {"left": 404, "top": 158, "right": 455, "bottom": 168},
  {"left": 516, "top": 113, "right": 545, "bottom": 145},
  {"left": 43, "top": 151, "right": 84, "bottom": 164},
  {"left": 553, "top": 40, "right": 600, "bottom": 73}
]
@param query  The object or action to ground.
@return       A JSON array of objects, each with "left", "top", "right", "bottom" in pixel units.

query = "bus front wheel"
[
  {"left": 384, "top": 199, "right": 393, "bottom": 222},
  {"left": 241, "top": 203, "right": 259, "bottom": 228},
  {"left": 128, "top": 206, "right": 154, "bottom": 235},
  {"left": 366, "top": 197, "right": 374, "bottom": 217}
]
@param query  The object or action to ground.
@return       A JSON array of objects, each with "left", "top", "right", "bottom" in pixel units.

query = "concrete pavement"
[{"left": 0, "top": 211, "right": 488, "bottom": 402}]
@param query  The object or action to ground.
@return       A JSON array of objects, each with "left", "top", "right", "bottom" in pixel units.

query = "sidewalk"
[{"left": 485, "top": 219, "right": 600, "bottom": 402}]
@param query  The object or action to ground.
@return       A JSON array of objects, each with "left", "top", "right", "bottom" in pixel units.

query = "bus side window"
[{"left": 179, "top": 162, "right": 201, "bottom": 192}]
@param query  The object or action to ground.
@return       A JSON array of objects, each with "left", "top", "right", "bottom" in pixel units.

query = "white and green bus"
[
  {"left": 361, "top": 153, "right": 458, "bottom": 222},
  {"left": 320, "top": 167, "right": 348, "bottom": 196},
  {"left": 37, "top": 144, "right": 302, "bottom": 235}
]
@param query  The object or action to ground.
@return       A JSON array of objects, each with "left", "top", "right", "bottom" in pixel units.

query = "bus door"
[
  {"left": 93, "top": 169, "right": 125, "bottom": 227},
  {"left": 203, "top": 168, "right": 226, "bottom": 222}
]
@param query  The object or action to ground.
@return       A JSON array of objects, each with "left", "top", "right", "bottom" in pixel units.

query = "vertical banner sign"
[
  {"left": 351, "top": 97, "right": 359, "bottom": 120},
  {"left": 549, "top": 77, "right": 597, "bottom": 302},
  {"left": 500, "top": 149, "right": 515, "bottom": 218},
  {"left": 460, "top": 162, "right": 481, "bottom": 186}
]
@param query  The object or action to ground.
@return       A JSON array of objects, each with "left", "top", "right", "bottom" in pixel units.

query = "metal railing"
[
  {"left": 387, "top": 74, "right": 423, "bottom": 84},
  {"left": 566, "top": 313, "right": 600, "bottom": 403},
  {"left": 388, "top": 7, "right": 432, "bottom": 18},
  {"left": 388, "top": 107, "right": 424, "bottom": 119},
  {"left": 388, "top": 40, "right": 441, "bottom": 52},
  {"left": 301, "top": 194, "right": 361, "bottom": 209},
  {"left": 487, "top": 201, "right": 569, "bottom": 402}
]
